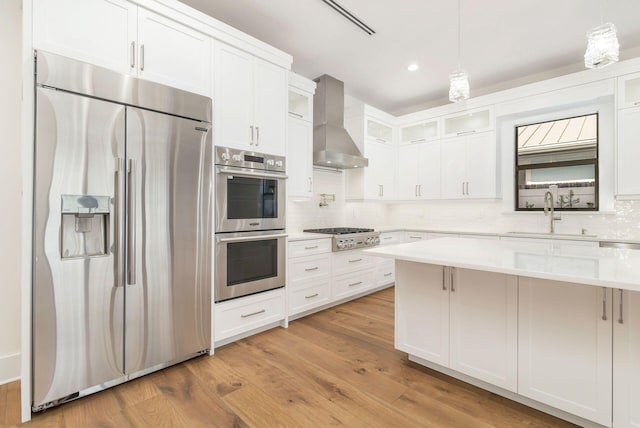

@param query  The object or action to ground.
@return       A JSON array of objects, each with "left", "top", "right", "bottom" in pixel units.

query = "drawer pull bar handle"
[
  {"left": 349, "top": 258, "right": 363, "bottom": 263},
  {"left": 384, "top": 272, "right": 393, "bottom": 277},
  {"left": 409, "top": 236, "right": 422, "bottom": 239},
  {"left": 305, "top": 293, "right": 319, "bottom": 299},
  {"left": 602, "top": 287, "right": 607, "bottom": 321},
  {"left": 619, "top": 289, "right": 624, "bottom": 324},
  {"left": 450, "top": 267, "right": 455, "bottom": 292},
  {"left": 442, "top": 266, "right": 447, "bottom": 291},
  {"left": 348, "top": 281, "right": 363, "bottom": 287},
  {"left": 305, "top": 245, "right": 319, "bottom": 250},
  {"left": 305, "top": 267, "right": 319, "bottom": 271},
  {"left": 383, "top": 237, "right": 392, "bottom": 240},
  {"left": 289, "top": 111, "right": 303, "bottom": 118},
  {"left": 241, "top": 309, "right": 266, "bottom": 318}
]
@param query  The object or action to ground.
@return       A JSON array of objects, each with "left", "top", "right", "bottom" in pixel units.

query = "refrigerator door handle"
[
  {"left": 127, "top": 159, "right": 137, "bottom": 285},
  {"left": 115, "top": 157, "right": 125, "bottom": 287}
]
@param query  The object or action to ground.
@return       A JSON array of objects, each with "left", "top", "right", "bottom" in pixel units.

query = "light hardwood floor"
[{"left": 2, "top": 287, "right": 576, "bottom": 427}]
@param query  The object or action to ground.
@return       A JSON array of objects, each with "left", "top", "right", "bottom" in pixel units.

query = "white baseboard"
[{"left": 0, "top": 352, "right": 20, "bottom": 385}]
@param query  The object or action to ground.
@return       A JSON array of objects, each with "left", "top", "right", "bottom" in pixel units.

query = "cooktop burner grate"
[{"left": 303, "top": 227, "right": 375, "bottom": 235}]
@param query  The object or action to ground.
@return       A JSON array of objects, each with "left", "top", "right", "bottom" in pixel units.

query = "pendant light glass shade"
[
  {"left": 449, "top": 70, "right": 470, "bottom": 102},
  {"left": 584, "top": 22, "right": 619, "bottom": 69}
]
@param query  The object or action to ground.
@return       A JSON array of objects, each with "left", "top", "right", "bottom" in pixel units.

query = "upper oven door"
[{"left": 215, "top": 166, "right": 286, "bottom": 232}]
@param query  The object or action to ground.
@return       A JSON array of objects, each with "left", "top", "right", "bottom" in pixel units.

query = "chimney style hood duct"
[{"left": 313, "top": 75, "right": 368, "bottom": 169}]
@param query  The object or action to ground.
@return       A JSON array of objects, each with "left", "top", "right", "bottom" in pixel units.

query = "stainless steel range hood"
[{"left": 313, "top": 75, "right": 368, "bottom": 169}]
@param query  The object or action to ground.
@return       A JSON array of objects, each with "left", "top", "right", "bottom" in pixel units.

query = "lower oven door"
[{"left": 215, "top": 230, "right": 287, "bottom": 302}]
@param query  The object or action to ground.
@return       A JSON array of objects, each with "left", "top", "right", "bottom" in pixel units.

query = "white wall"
[{"left": 0, "top": 0, "right": 23, "bottom": 384}]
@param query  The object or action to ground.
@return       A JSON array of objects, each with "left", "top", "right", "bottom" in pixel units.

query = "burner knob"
[
  {"left": 266, "top": 159, "right": 275, "bottom": 167},
  {"left": 337, "top": 241, "right": 345, "bottom": 250},
  {"left": 275, "top": 160, "right": 283, "bottom": 168},
  {"left": 221, "top": 152, "right": 230, "bottom": 161},
  {"left": 374, "top": 237, "right": 380, "bottom": 245},
  {"left": 364, "top": 238, "right": 371, "bottom": 246}
]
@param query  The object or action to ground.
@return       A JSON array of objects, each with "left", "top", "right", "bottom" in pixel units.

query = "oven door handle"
[
  {"left": 217, "top": 167, "right": 288, "bottom": 180},
  {"left": 217, "top": 233, "right": 288, "bottom": 244}
]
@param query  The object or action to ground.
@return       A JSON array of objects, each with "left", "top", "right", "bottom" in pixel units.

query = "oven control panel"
[
  {"left": 215, "top": 146, "right": 286, "bottom": 173},
  {"left": 334, "top": 232, "right": 380, "bottom": 252}
]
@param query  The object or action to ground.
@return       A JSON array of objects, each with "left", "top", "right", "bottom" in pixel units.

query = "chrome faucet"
[{"left": 543, "top": 191, "right": 561, "bottom": 233}]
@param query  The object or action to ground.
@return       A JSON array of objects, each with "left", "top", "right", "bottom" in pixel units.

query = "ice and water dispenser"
[{"left": 60, "top": 195, "right": 110, "bottom": 258}]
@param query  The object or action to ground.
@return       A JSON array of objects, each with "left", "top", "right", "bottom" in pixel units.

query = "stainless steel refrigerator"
[{"left": 32, "top": 51, "right": 212, "bottom": 411}]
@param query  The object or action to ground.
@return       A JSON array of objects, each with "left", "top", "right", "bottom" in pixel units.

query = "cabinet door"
[
  {"left": 614, "top": 289, "right": 640, "bottom": 428},
  {"left": 287, "top": 116, "right": 313, "bottom": 198},
  {"left": 363, "top": 140, "right": 392, "bottom": 199},
  {"left": 465, "top": 132, "right": 496, "bottom": 198},
  {"left": 519, "top": 278, "right": 612, "bottom": 426},
  {"left": 253, "top": 59, "right": 287, "bottom": 155},
  {"left": 417, "top": 142, "right": 441, "bottom": 199},
  {"left": 137, "top": 9, "right": 211, "bottom": 96},
  {"left": 396, "top": 145, "right": 419, "bottom": 199},
  {"left": 395, "top": 261, "right": 449, "bottom": 366},
  {"left": 440, "top": 137, "right": 466, "bottom": 199},
  {"left": 214, "top": 43, "right": 253, "bottom": 151},
  {"left": 34, "top": 0, "right": 137, "bottom": 74},
  {"left": 449, "top": 269, "right": 517, "bottom": 392},
  {"left": 617, "top": 107, "right": 640, "bottom": 196}
]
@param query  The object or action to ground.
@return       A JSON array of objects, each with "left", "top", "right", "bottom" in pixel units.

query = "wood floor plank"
[
  {"left": 122, "top": 395, "right": 189, "bottom": 428},
  {"left": 0, "top": 383, "right": 7, "bottom": 427},
  {"left": 151, "top": 362, "right": 246, "bottom": 427},
  {"left": 4, "top": 382, "right": 21, "bottom": 428},
  {"left": 183, "top": 353, "right": 246, "bottom": 398},
  {"left": 112, "top": 372, "right": 163, "bottom": 411},
  {"left": 61, "top": 389, "right": 130, "bottom": 428}
]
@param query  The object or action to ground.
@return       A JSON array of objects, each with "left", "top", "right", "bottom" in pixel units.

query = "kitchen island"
[{"left": 366, "top": 238, "right": 640, "bottom": 428}]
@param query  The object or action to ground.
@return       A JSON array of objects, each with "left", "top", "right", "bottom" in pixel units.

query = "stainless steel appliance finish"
[
  {"left": 214, "top": 230, "right": 287, "bottom": 302},
  {"left": 215, "top": 146, "right": 286, "bottom": 233},
  {"left": 313, "top": 75, "right": 368, "bottom": 169},
  {"left": 599, "top": 241, "right": 640, "bottom": 250},
  {"left": 32, "top": 51, "right": 212, "bottom": 411},
  {"left": 303, "top": 227, "right": 380, "bottom": 251}
]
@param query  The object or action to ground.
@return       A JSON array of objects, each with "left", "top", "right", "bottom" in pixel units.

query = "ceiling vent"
[{"left": 319, "top": 0, "right": 375, "bottom": 36}]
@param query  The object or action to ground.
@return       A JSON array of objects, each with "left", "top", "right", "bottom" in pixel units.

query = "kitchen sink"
[{"left": 506, "top": 231, "right": 598, "bottom": 239}]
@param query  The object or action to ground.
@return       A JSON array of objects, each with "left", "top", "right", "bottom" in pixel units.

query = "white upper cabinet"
[
  {"left": 287, "top": 75, "right": 316, "bottom": 199},
  {"left": 288, "top": 87, "right": 313, "bottom": 122},
  {"left": 366, "top": 119, "right": 394, "bottom": 143},
  {"left": 362, "top": 140, "right": 396, "bottom": 200},
  {"left": 215, "top": 43, "right": 287, "bottom": 155},
  {"left": 136, "top": 9, "right": 211, "bottom": 96},
  {"left": 397, "top": 142, "right": 441, "bottom": 200},
  {"left": 34, "top": 0, "right": 137, "bottom": 75},
  {"left": 442, "top": 107, "right": 493, "bottom": 137},
  {"left": 441, "top": 132, "right": 496, "bottom": 199},
  {"left": 617, "top": 107, "right": 640, "bottom": 197},
  {"left": 618, "top": 72, "right": 640, "bottom": 109},
  {"left": 400, "top": 119, "right": 439, "bottom": 145},
  {"left": 33, "top": 1, "right": 212, "bottom": 96}
]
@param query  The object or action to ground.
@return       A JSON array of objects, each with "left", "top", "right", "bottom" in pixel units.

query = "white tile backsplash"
[{"left": 288, "top": 169, "right": 640, "bottom": 240}]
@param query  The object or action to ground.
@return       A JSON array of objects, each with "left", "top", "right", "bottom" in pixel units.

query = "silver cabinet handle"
[
  {"left": 384, "top": 272, "right": 393, "bottom": 277},
  {"left": 415, "top": 184, "right": 419, "bottom": 197},
  {"left": 409, "top": 236, "right": 422, "bottom": 239},
  {"left": 602, "top": 287, "right": 607, "bottom": 321},
  {"left": 418, "top": 184, "right": 422, "bottom": 197},
  {"left": 349, "top": 258, "right": 363, "bottom": 263},
  {"left": 250, "top": 125, "right": 254, "bottom": 145},
  {"left": 308, "top": 177, "right": 312, "bottom": 192},
  {"left": 379, "top": 184, "right": 383, "bottom": 197},
  {"left": 139, "top": 44, "right": 145, "bottom": 71},
  {"left": 289, "top": 111, "right": 303, "bottom": 118},
  {"left": 130, "top": 41, "right": 135, "bottom": 68},
  {"left": 410, "top": 138, "right": 426, "bottom": 144},
  {"left": 218, "top": 233, "right": 288, "bottom": 243},
  {"left": 375, "top": 138, "right": 387, "bottom": 143},
  {"left": 465, "top": 182, "right": 469, "bottom": 195},
  {"left": 127, "top": 159, "right": 137, "bottom": 285},
  {"left": 383, "top": 237, "right": 392, "bottom": 240},
  {"left": 305, "top": 293, "right": 319, "bottom": 299},
  {"left": 456, "top": 130, "right": 476, "bottom": 136},
  {"left": 634, "top": 101, "right": 640, "bottom": 106},
  {"left": 462, "top": 182, "right": 465, "bottom": 195},
  {"left": 256, "top": 126, "right": 260, "bottom": 146},
  {"left": 217, "top": 167, "right": 288, "bottom": 180},
  {"left": 305, "top": 267, "right": 319, "bottom": 272},
  {"left": 619, "top": 289, "right": 624, "bottom": 324},
  {"left": 442, "top": 266, "right": 446, "bottom": 291},
  {"left": 241, "top": 309, "right": 266, "bottom": 318},
  {"left": 114, "top": 158, "right": 124, "bottom": 287},
  {"left": 348, "top": 281, "right": 363, "bottom": 287},
  {"left": 450, "top": 267, "right": 455, "bottom": 292},
  {"left": 305, "top": 245, "right": 318, "bottom": 250}
]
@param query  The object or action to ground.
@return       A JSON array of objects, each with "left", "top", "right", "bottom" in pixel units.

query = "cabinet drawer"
[
  {"left": 289, "top": 253, "right": 331, "bottom": 284},
  {"left": 379, "top": 231, "right": 404, "bottom": 245},
  {"left": 289, "top": 238, "right": 331, "bottom": 258},
  {"left": 332, "top": 271, "right": 374, "bottom": 301},
  {"left": 404, "top": 232, "right": 431, "bottom": 241},
  {"left": 376, "top": 262, "right": 395, "bottom": 286},
  {"left": 332, "top": 250, "right": 373, "bottom": 274},
  {"left": 214, "top": 289, "right": 285, "bottom": 342},
  {"left": 289, "top": 281, "right": 331, "bottom": 315}
]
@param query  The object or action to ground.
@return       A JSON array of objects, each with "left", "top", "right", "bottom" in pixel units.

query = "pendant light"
[
  {"left": 449, "top": 0, "right": 469, "bottom": 102},
  {"left": 584, "top": 1, "right": 619, "bottom": 69}
]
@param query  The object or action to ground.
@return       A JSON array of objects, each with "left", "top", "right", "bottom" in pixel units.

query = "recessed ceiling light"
[{"left": 407, "top": 63, "right": 419, "bottom": 72}]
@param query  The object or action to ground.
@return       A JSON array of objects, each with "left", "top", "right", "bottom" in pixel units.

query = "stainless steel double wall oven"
[{"left": 214, "top": 146, "right": 287, "bottom": 302}]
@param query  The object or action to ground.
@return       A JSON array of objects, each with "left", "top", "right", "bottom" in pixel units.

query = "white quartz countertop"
[{"left": 365, "top": 237, "right": 640, "bottom": 291}]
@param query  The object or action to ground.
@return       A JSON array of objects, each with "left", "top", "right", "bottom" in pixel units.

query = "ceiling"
[{"left": 181, "top": 0, "right": 640, "bottom": 115}]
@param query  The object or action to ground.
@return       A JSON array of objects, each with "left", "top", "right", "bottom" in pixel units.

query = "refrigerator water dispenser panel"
[{"left": 60, "top": 195, "right": 110, "bottom": 258}]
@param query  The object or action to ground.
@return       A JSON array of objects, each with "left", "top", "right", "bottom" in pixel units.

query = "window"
[{"left": 515, "top": 113, "right": 598, "bottom": 211}]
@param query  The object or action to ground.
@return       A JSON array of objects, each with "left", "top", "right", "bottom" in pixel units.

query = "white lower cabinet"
[
  {"left": 214, "top": 289, "right": 285, "bottom": 343},
  {"left": 614, "top": 289, "right": 640, "bottom": 428},
  {"left": 289, "top": 281, "right": 331, "bottom": 316},
  {"left": 518, "top": 278, "right": 612, "bottom": 426},
  {"left": 449, "top": 268, "right": 518, "bottom": 392},
  {"left": 332, "top": 270, "right": 374, "bottom": 301},
  {"left": 288, "top": 239, "right": 332, "bottom": 317}
]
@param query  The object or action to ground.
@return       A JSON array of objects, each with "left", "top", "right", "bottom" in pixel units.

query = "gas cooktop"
[{"left": 303, "top": 227, "right": 380, "bottom": 251}]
